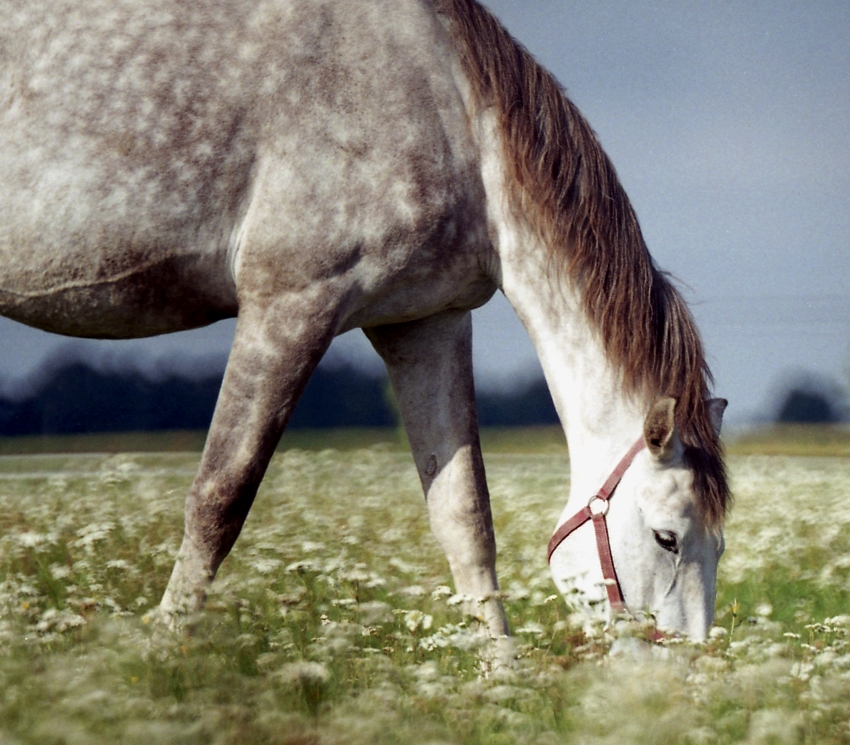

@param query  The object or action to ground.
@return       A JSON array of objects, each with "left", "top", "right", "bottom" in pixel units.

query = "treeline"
[{"left": 0, "top": 361, "right": 558, "bottom": 436}]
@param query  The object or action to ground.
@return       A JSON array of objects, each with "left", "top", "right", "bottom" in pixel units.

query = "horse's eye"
[{"left": 654, "top": 530, "right": 679, "bottom": 554}]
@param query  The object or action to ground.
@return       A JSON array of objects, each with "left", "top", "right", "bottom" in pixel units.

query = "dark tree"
[{"left": 777, "top": 388, "right": 839, "bottom": 424}]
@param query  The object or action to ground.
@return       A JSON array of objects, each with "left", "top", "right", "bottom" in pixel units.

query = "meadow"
[{"left": 1, "top": 426, "right": 850, "bottom": 744}]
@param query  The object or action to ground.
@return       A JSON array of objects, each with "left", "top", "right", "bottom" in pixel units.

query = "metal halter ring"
[{"left": 587, "top": 494, "right": 610, "bottom": 517}]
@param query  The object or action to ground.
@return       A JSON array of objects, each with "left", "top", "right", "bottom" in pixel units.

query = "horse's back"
[{"left": 0, "top": 0, "right": 491, "bottom": 338}]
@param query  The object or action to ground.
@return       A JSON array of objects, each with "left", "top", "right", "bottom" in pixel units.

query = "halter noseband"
[{"left": 547, "top": 439, "right": 646, "bottom": 612}]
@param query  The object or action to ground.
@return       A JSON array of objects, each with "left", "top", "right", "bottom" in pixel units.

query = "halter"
[{"left": 547, "top": 439, "right": 646, "bottom": 612}]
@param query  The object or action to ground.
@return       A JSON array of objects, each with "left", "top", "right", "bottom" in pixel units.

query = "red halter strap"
[{"left": 547, "top": 439, "right": 646, "bottom": 612}]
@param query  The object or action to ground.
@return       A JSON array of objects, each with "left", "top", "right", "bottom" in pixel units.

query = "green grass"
[
  {"left": 725, "top": 423, "right": 850, "bottom": 457},
  {"left": 0, "top": 426, "right": 570, "bottom": 456},
  {"left": 0, "top": 428, "right": 849, "bottom": 743},
  {"left": 2, "top": 421, "right": 847, "bottom": 457}
]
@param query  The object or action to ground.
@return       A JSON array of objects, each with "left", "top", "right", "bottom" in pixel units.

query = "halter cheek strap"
[{"left": 547, "top": 439, "right": 646, "bottom": 612}]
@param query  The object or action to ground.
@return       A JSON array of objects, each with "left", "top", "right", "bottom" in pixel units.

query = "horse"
[{"left": 0, "top": 0, "right": 729, "bottom": 641}]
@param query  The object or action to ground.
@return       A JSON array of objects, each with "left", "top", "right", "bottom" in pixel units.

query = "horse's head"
[{"left": 549, "top": 397, "right": 727, "bottom": 641}]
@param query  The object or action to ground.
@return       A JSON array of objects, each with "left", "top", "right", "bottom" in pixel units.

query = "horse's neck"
[
  {"left": 503, "top": 253, "right": 644, "bottom": 501},
  {"left": 477, "top": 118, "right": 645, "bottom": 503}
]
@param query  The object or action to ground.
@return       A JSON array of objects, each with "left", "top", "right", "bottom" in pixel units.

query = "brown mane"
[{"left": 439, "top": 0, "right": 729, "bottom": 525}]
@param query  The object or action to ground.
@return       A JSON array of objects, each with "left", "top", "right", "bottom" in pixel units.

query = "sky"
[{"left": 1, "top": 1, "right": 849, "bottom": 424}]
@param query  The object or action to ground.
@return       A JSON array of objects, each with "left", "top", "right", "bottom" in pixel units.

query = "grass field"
[{"left": 1, "top": 426, "right": 850, "bottom": 744}]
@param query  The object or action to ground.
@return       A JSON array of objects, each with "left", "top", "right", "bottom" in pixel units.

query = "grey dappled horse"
[{"left": 0, "top": 0, "right": 728, "bottom": 641}]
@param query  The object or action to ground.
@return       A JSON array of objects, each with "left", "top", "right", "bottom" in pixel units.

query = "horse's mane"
[{"left": 439, "top": 0, "right": 729, "bottom": 525}]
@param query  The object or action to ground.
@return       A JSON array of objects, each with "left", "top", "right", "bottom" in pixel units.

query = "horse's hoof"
[
  {"left": 480, "top": 635, "right": 518, "bottom": 677},
  {"left": 144, "top": 604, "right": 193, "bottom": 634}
]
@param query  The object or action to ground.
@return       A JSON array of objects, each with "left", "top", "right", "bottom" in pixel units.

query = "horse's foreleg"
[
  {"left": 159, "top": 298, "right": 336, "bottom": 627},
  {"left": 366, "top": 310, "right": 510, "bottom": 642}
]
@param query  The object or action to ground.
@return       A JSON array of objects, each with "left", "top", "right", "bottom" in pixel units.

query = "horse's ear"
[
  {"left": 644, "top": 397, "right": 677, "bottom": 460},
  {"left": 707, "top": 398, "right": 728, "bottom": 437}
]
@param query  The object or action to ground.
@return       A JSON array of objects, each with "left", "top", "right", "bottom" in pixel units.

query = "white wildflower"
[
  {"left": 338, "top": 568, "right": 371, "bottom": 584},
  {"left": 400, "top": 610, "right": 432, "bottom": 633},
  {"left": 251, "top": 557, "right": 282, "bottom": 575},
  {"left": 409, "top": 661, "right": 441, "bottom": 682},
  {"left": 431, "top": 585, "right": 452, "bottom": 600},
  {"left": 50, "top": 565, "right": 72, "bottom": 580},
  {"left": 515, "top": 622, "right": 545, "bottom": 637},
  {"left": 275, "top": 661, "right": 330, "bottom": 686},
  {"left": 765, "top": 643, "right": 786, "bottom": 659},
  {"left": 105, "top": 559, "right": 135, "bottom": 573},
  {"left": 814, "top": 650, "right": 838, "bottom": 669},
  {"left": 388, "top": 557, "right": 419, "bottom": 575},
  {"left": 285, "top": 559, "right": 319, "bottom": 574},
  {"left": 72, "top": 522, "right": 115, "bottom": 552},
  {"left": 790, "top": 662, "right": 814, "bottom": 681},
  {"left": 419, "top": 634, "right": 449, "bottom": 652},
  {"left": 16, "top": 531, "right": 56, "bottom": 549},
  {"left": 429, "top": 624, "right": 488, "bottom": 652},
  {"left": 505, "top": 583, "right": 530, "bottom": 601},
  {"left": 35, "top": 608, "right": 86, "bottom": 634},
  {"left": 825, "top": 615, "right": 850, "bottom": 628},
  {"left": 356, "top": 601, "right": 392, "bottom": 625}
]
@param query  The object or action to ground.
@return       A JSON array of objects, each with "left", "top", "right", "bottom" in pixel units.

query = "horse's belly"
[
  {"left": 0, "top": 113, "right": 245, "bottom": 337},
  {"left": 0, "top": 242, "right": 238, "bottom": 339}
]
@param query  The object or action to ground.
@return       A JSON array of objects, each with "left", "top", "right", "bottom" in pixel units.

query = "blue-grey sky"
[{"left": 1, "top": 1, "right": 848, "bottom": 423}]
